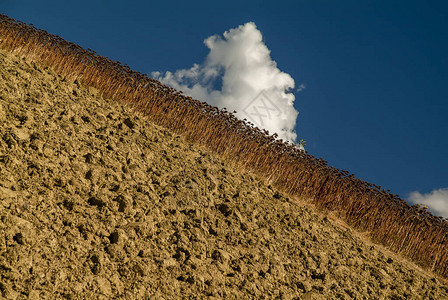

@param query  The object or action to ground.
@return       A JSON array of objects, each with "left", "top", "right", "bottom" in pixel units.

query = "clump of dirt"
[{"left": 0, "top": 48, "right": 446, "bottom": 299}]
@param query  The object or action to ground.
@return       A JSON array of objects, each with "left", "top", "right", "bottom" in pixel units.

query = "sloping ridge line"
[{"left": 1, "top": 14, "right": 447, "bottom": 278}]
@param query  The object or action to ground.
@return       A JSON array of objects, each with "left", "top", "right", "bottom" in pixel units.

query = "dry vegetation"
[
  {"left": 1, "top": 13, "right": 447, "bottom": 280},
  {"left": 1, "top": 49, "right": 447, "bottom": 298}
]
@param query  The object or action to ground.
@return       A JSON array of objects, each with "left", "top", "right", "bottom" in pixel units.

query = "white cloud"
[
  {"left": 408, "top": 188, "right": 448, "bottom": 218},
  {"left": 152, "top": 22, "right": 300, "bottom": 142}
]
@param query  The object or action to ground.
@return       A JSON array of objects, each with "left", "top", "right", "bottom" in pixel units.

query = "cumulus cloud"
[
  {"left": 152, "top": 22, "right": 300, "bottom": 142},
  {"left": 408, "top": 188, "right": 448, "bottom": 218}
]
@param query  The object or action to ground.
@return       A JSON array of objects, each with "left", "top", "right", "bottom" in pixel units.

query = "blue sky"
[{"left": 2, "top": 1, "right": 447, "bottom": 215}]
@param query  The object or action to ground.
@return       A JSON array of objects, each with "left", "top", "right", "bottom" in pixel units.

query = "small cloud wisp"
[{"left": 408, "top": 187, "right": 448, "bottom": 218}]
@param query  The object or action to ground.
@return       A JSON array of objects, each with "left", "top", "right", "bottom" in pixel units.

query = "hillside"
[
  {"left": 1, "top": 47, "right": 447, "bottom": 299},
  {"left": 2, "top": 14, "right": 448, "bottom": 283}
]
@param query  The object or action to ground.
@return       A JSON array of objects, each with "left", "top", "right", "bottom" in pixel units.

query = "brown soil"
[{"left": 0, "top": 49, "right": 447, "bottom": 299}]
